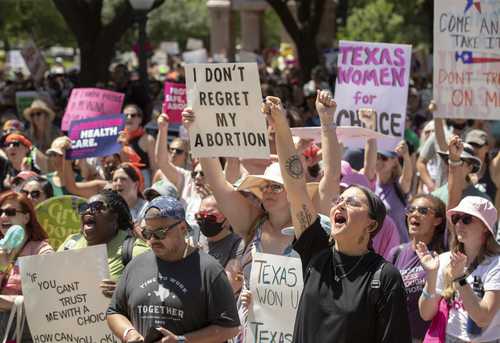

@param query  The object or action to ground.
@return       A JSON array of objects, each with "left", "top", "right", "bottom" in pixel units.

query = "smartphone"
[{"left": 144, "top": 327, "right": 164, "bottom": 343}]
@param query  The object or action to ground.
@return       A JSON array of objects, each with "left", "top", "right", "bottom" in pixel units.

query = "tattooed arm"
[{"left": 264, "top": 96, "right": 317, "bottom": 239}]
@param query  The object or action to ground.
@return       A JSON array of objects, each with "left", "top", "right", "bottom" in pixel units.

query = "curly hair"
[{"left": 99, "top": 189, "right": 134, "bottom": 232}]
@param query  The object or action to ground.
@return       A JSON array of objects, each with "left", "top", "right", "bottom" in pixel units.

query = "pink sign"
[
  {"left": 61, "top": 88, "right": 125, "bottom": 131},
  {"left": 162, "top": 82, "right": 186, "bottom": 124}
]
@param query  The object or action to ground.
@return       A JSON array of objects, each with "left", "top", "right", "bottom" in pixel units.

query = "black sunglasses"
[
  {"left": 406, "top": 206, "right": 435, "bottom": 216},
  {"left": 126, "top": 113, "right": 141, "bottom": 119},
  {"left": 78, "top": 201, "right": 108, "bottom": 215},
  {"left": 6, "top": 141, "right": 21, "bottom": 148},
  {"left": 21, "top": 190, "right": 42, "bottom": 199},
  {"left": 142, "top": 221, "right": 183, "bottom": 240},
  {"left": 0, "top": 208, "right": 24, "bottom": 217},
  {"left": 451, "top": 214, "right": 474, "bottom": 225},
  {"left": 169, "top": 147, "right": 185, "bottom": 155},
  {"left": 377, "top": 154, "right": 389, "bottom": 161},
  {"left": 191, "top": 171, "right": 204, "bottom": 178}
]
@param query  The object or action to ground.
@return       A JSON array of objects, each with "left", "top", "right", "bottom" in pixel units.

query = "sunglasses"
[
  {"left": 195, "top": 211, "right": 223, "bottom": 223},
  {"left": 406, "top": 206, "right": 435, "bottom": 216},
  {"left": 333, "top": 195, "right": 364, "bottom": 208},
  {"left": 142, "top": 221, "right": 183, "bottom": 240},
  {"left": 6, "top": 141, "right": 21, "bottom": 148},
  {"left": 169, "top": 147, "right": 185, "bottom": 155},
  {"left": 191, "top": 171, "right": 204, "bottom": 178},
  {"left": 469, "top": 142, "right": 486, "bottom": 149},
  {"left": 0, "top": 208, "right": 24, "bottom": 217},
  {"left": 78, "top": 201, "right": 108, "bottom": 215},
  {"left": 258, "top": 183, "right": 284, "bottom": 194},
  {"left": 451, "top": 213, "right": 475, "bottom": 225},
  {"left": 21, "top": 190, "right": 42, "bottom": 199},
  {"left": 377, "top": 154, "right": 389, "bottom": 162},
  {"left": 126, "top": 113, "right": 141, "bottom": 119}
]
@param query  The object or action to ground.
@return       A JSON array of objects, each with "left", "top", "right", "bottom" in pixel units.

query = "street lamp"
[{"left": 129, "top": 0, "right": 155, "bottom": 92}]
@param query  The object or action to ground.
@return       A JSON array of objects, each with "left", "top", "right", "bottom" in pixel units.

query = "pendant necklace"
[{"left": 332, "top": 246, "right": 365, "bottom": 282}]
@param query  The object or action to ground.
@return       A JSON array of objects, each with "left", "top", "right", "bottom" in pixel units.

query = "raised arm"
[
  {"left": 429, "top": 101, "right": 447, "bottom": 153},
  {"left": 265, "top": 97, "right": 317, "bottom": 238},
  {"left": 182, "top": 108, "right": 261, "bottom": 236},
  {"left": 395, "top": 141, "right": 413, "bottom": 194},
  {"left": 490, "top": 151, "right": 500, "bottom": 211},
  {"left": 315, "top": 90, "right": 341, "bottom": 215},
  {"left": 359, "top": 109, "right": 377, "bottom": 182},
  {"left": 447, "top": 135, "right": 467, "bottom": 210}
]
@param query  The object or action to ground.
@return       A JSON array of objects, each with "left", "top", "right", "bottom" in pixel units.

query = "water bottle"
[
  {"left": 0, "top": 225, "right": 26, "bottom": 252},
  {"left": 466, "top": 276, "right": 484, "bottom": 336}
]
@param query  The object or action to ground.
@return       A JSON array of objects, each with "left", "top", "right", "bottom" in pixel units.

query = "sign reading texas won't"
[
  {"left": 434, "top": 0, "right": 500, "bottom": 119},
  {"left": 185, "top": 63, "right": 270, "bottom": 159},
  {"left": 334, "top": 40, "right": 412, "bottom": 150}
]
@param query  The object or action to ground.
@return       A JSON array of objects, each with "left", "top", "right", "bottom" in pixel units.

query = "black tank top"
[{"left": 129, "top": 135, "right": 150, "bottom": 169}]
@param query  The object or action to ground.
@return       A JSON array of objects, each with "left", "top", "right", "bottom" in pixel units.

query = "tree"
[
  {"left": 265, "top": 0, "right": 327, "bottom": 82},
  {"left": 52, "top": 0, "right": 164, "bottom": 86}
]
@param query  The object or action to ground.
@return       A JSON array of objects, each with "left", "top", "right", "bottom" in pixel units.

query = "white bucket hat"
[
  {"left": 237, "top": 162, "right": 318, "bottom": 200},
  {"left": 447, "top": 196, "right": 499, "bottom": 246}
]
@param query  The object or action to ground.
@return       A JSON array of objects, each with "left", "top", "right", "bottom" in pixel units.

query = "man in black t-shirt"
[{"left": 107, "top": 196, "right": 240, "bottom": 343}]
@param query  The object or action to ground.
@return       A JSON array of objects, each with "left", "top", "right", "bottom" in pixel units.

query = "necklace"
[{"left": 332, "top": 247, "right": 365, "bottom": 282}]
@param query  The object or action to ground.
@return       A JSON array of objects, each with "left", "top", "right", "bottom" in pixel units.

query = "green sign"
[{"left": 35, "top": 195, "right": 86, "bottom": 250}]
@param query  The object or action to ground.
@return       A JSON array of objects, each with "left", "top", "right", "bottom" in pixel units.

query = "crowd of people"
[{"left": 0, "top": 52, "right": 499, "bottom": 343}]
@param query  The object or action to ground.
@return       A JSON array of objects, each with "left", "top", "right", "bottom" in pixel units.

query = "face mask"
[{"left": 197, "top": 216, "right": 226, "bottom": 237}]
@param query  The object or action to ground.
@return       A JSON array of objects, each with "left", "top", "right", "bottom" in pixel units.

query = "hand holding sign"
[
  {"left": 448, "top": 135, "right": 464, "bottom": 162},
  {"left": 182, "top": 108, "right": 195, "bottom": 131},
  {"left": 99, "top": 279, "right": 116, "bottom": 298},
  {"left": 395, "top": 141, "right": 410, "bottom": 160},
  {"left": 428, "top": 100, "right": 437, "bottom": 114},
  {"left": 158, "top": 113, "right": 170, "bottom": 131},
  {"left": 315, "top": 90, "right": 337, "bottom": 127},
  {"left": 359, "top": 108, "right": 377, "bottom": 131}
]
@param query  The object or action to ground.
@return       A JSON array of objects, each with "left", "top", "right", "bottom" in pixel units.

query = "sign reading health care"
[
  {"left": 162, "top": 82, "right": 186, "bottom": 124},
  {"left": 334, "top": 40, "right": 412, "bottom": 150},
  {"left": 66, "top": 114, "right": 125, "bottom": 160},
  {"left": 61, "top": 88, "right": 125, "bottom": 131},
  {"left": 434, "top": 0, "right": 500, "bottom": 119},
  {"left": 19, "top": 245, "right": 115, "bottom": 343},
  {"left": 245, "top": 252, "right": 303, "bottom": 343},
  {"left": 186, "top": 63, "right": 270, "bottom": 158}
]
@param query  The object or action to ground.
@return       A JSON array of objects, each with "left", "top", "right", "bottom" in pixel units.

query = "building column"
[
  {"left": 207, "top": 0, "right": 233, "bottom": 59},
  {"left": 240, "top": 10, "right": 263, "bottom": 52}
]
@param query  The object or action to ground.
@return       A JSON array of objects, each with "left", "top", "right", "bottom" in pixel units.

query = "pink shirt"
[
  {"left": 1, "top": 240, "right": 53, "bottom": 295},
  {"left": 372, "top": 215, "right": 401, "bottom": 260}
]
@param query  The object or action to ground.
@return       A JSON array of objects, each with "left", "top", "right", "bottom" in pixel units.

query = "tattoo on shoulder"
[
  {"left": 285, "top": 154, "right": 304, "bottom": 179},
  {"left": 296, "top": 204, "right": 313, "bottom": 230}
]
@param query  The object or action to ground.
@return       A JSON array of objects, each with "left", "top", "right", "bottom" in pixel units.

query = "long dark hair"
[
  {"left": 409, "top": 194, "right": 446, "bottom": 254},
  {"left": 99, "top": 189, "right": 134, "bottom": 232}
]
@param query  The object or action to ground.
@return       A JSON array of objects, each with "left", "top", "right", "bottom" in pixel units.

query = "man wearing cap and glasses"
[{"left": 107, "top": 196, "right": 239, "bottom": 343}]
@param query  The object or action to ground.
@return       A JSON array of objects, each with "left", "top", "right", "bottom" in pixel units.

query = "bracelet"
[
  {"left": 122, "top": 327, "right": 136, "bottom": 342},
  {"left": 452, "top": 274, "right": 468, "bottom": 286},
  {"left": 421, "top": 288, "right": 437, "bottom": 300},
  {"left": 177, "top": 336, "right": 186, "bottom": 342},
  {"left": 448, "top": 159, "right": 463, "bottom": 166}
]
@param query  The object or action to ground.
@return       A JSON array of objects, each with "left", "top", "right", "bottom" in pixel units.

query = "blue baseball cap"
[{"left": 142, "top": 196, "right": 185, "bottom": 221}]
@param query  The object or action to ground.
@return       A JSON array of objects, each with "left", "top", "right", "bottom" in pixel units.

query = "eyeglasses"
[
  {"left": 258, "top": 183, "right": 284, "bottom": 194},
  {"left": 333, "top": 195, "right": 364, "bottom": 208},
  {"left": 78, "top": 201, "right": 108, "bottom": 215},
  {"left": 0, "top": 208, "right": 24, "bottom": 217},
  {"left": 142, "top": 221, "right": 183, "bottom": 240},
  {"left": 21, "top": 190, "right": 42, "bottom": 199},
  {"left": 451, "top": 213, "right": 474, "bottom": 225},
  {"left": 377, "top": 154, "right": 389, "bottom": 162},
  {"left": 406, "top": 206, "right": 435, "bottom": 216},
  {"left": 6, "top": 141, "right": 21, "bottom": 148},
  {"left": 126, "top": 113, "right": 141, "bottom": 119},
  {"left": 191, "top": 171, "right": 204, "bottom": 178},
  {"left": 195, "top": 210, "right": 223, "bottom": 224},
  {"left": 169, "top": 147, "right": 185, "bottom": 155}
]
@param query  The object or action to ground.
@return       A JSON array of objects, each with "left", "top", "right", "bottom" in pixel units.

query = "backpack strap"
[
  {"left": 121, "top": 232, "right": 137, "bottom": 267},
  {"left": 369, "top": 261, "right": 387, "bottom": 311}
]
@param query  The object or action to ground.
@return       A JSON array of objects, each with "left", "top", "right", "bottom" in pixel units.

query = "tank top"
[{"left": 129, "top": 135, "right": 150, "bottom": 169}]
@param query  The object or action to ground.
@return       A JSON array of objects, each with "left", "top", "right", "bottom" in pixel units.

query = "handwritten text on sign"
[
  {"left": 186, "top": 63, "right": 270, "bottom": 159},
  {"left": 246, "top": 253, "right": 303, "bottom": 343},
  {"left": 334, "top": 40, "right": 411, "bottom": 150},
  {"left": 61, "top": 88, "right": 125, "bottom": 131},
  {"left": 20, "top": 245, "right": 116, "bottom": 343},
  {"left": 433, "top": 0, "right": 500, "bottom": 119}
]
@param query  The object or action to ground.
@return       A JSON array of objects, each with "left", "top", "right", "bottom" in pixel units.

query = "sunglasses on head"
[
  {"left": 6, "top": 141, "right": 21, "bottom": 148},
  {"left": 191, "top": 171, "right": 204, "bottom": 178},
  {"left": 258, "top": 183, "right": 284, "bottom": 194},
  {"left": 141, "top": 221, "right": 183, "bottom": 240},
  {"left": 21, "top": 190, "right": 42, "bottom": 199},
  {"left": 169, "top": 147, "right": 185, "bottom": 155},
  {"left": 406, "top": 206, "right": 435, "bottom": 216},
  {"left": 451, "top": 213, "right": 474, "bottom": 225},
  {"left": 0, "top": 208, "right": 24, "bottom": 217},
  {"left": 78, "top": 201, "right": 108, "bottom": 215}
]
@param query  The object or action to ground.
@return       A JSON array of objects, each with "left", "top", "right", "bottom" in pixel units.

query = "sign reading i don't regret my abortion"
[{"left": 185, "top": 63, "right": 270, "bottom": 159}]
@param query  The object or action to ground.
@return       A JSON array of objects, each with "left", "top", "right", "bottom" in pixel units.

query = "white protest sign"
[
  {"left": 245, "top": 253, "right": 303, "bottom": 343},
  {"left": 186, "top": 38, "right": 204, "bottom": 51},
  {"left": 182, "top": 49, "right": 208, "bottom": 64},
  {"left": 185, "top": 63, "right": 270, "bottom": 158},
  {"left": 8, "top": 50, "right": 29, "bottom": 73},
  {"left": 19, "top": 245, "right": 116, "bottom": 343},
  {"left": 433, "top": 0, "right": 500, "bottom": 119},
  {"left": 161, "top": 41, "right": 180, "bottom": 55},
  {"left": 334, "top": 40, "right": 412, "bottom": 150},
  {"left": 21, "top": 40, "right": 48, "bottom": 82},
  {"left": 291, "top": 126, "right": 387, "bottom": 144}
]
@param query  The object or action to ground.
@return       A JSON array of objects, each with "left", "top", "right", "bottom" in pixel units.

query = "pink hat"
[
  {"left": 340, "top": 161, "right": 373, "bottom": 191},
  {"left": 447, "top": 196, "right": 498, "bottom": 244}
]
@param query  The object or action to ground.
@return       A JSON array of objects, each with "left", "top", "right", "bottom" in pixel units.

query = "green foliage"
[{"left": 263, "top": 9, "right": 282, "bottom": 48}]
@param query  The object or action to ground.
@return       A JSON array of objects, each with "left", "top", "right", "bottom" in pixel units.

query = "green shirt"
[{"left": 58, "top": 230, "right": 150, "bottom": 281}]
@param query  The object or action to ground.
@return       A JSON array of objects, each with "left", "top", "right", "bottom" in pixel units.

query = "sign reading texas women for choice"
[
  {"left": 185, "top": 63, "right": 270, "bottom": 159},
  {"left": 434, "top": 0, "right": 500, "bottom": 119},
  {"left": 334, "top": 41, "right": 412, "bottom": 151}
]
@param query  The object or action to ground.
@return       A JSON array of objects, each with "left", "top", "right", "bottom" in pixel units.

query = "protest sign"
[
  {"left": 20, "top": 245, "right": 116, "bottom": 343},
  {"left": 185, "top": 63, "right": 270, "bottom": 158},
  {"left": 21, "top": 40, "right": 48, "bottom": 82},
  {"left": 182, "top": 49, "right": 208, "bottom": 64},
  {"left": 161, "top": 41, "right": 180, "bottom": 55},
  {"left": 245, "top": 252, "right": 303, "bottom": 343},
  {"left": 334, "top": 40, "right": 412, "bottom": 150},
  {"left": 61, "top": 88, "right": 125, "bottom": 131},
  {"left": 186, "top": 38, "right": 204, "bottom": 51},
  {"left": 291, "top": 126, "right": 387, "bottom": 144},
  {"left": 162, "top": 82, "right": 186, "bottom": 124},
  {"left": 66, "top": 114, "right": 125, "bottom": 160},
  {"left": 36, "top": 196, "right": 86, "bottom": 250},
  {"left": 7, "top": 50, "right": 29, "bottom": 74},
  {"left": 433, "top": 0, "right": 500, "bottom": 119}
]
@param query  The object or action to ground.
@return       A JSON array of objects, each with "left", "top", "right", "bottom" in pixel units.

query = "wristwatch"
[
  {"left": 177, "top": 336, "right": 186, "bottom": 342},
  {"left": 453, "top": 274, "right": 468, "bottom": 286}
]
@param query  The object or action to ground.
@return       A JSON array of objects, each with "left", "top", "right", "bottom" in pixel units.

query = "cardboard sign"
[
  {"left": 36, "top": 196, "right": 86, "bottom": 250},
  {"left": 433, "top": 0, "right": 500, "bottom": 119},
  {"left": 185, "top": 63, "right": 270, "bottom": 158},
  {"left": 162, "top": 82, "right": 186, "bottom": 124},
  {"left": 334, "top": 40, "right": 412, "bottom": 150},
  {"left": 66, "top": 114, "right": 125, "bottom": 160},
  {"left": 291, "top": 126, "right": 387, "bottom": 144},
  {"left": 21, "top": 40, "right": 48, "bottom": 82},
  {"left": 61, "top": 88, "right": 125, "bottom": 131},
  {"left": 20, "top": 245, "right": 116, "bottom": 343},
  {"left": 182, "top": 49, "right": 208, "bottom": 64},
  {"left": 245, "top": 252, "right": 303, "bottom": 343}
]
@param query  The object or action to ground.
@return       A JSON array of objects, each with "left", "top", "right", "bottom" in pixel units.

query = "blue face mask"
[{"left": 0, "top": 225, "right": 25, "bottom": 252}]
